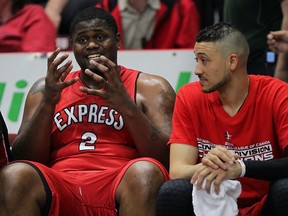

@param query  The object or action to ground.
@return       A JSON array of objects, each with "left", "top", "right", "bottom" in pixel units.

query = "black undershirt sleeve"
[{"left": 244, "top": 146, "right": 288, "bottom": 181}]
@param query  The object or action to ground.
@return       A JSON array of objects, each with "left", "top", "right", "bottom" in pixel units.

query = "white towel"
[{"left": 192, "top": 179, "right": 241, "bottom": 216}]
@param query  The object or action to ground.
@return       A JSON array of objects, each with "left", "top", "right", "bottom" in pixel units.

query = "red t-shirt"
[
  {"left": 169, "top": 75, "right": 288, "bottom": 213},
  {"left": 0, "top": 4, "right": 56, "bottom": 52}
]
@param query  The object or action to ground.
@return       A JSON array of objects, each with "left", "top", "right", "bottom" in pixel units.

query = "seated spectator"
[
  {"left": 97, "top": 0, "right": 200, "bottom": 49},
  {"left": 0, "top": 0, "right": 56, "bottom": 52}
]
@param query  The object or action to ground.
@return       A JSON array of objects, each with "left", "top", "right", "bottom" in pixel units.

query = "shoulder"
[
  {"left": 250, "top": 75, "right": 288, "bottom": 104},
  {"left": 137, "top": 72, "right": 174, "bottom": 92},
  {"left": 28, "top": 77, "right": 45, "bottom": 95},
  {"left": 251, "top": 75, "right": 288, "bottom": 93}
]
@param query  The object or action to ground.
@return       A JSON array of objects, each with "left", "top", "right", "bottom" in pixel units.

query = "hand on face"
[
  {"left": 80, "top": 55, "right": 132, "bottom": 110},
  {"left": 44, "top": 48, "right": 78, "bottom": 105}
]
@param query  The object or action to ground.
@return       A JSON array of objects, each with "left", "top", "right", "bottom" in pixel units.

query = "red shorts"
[{"left": 24, "top": 157, "right": 169, "bottom": 216}]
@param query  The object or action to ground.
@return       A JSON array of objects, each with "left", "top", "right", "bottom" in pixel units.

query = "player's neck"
[{"left": 219, "top": 76, "right": 250, "bottom": 117}]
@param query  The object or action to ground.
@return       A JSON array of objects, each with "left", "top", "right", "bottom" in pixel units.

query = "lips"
[{"left": 87, "top": 54, "right": 101, "bottom": 60}]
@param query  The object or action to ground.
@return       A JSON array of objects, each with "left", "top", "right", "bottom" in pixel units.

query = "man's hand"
[
  {"left": 267, "top": 31, "right": 288, "bottom": 53},
  {"left": 201, "top": 146, "right": 239, "bottom": 170},
  {"left": 44, "top": 48, "right": 78, "bottom": 105},
  {"left": 191, "top": 161, "right": 242, "bottom": 194},
  {"left": 80, "top": 55, "right": 133, "bottom": 111}
]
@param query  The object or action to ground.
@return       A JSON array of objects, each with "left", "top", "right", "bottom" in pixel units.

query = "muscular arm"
[
  {"left": 12, "top": 78, "right": 54, "bottom": 163},
  {"left": 121, "top": 73, "right": 176, "bottom": 169},
  {"left": 12, "top": 49, "right": 76, "bottom": 163},
  {"left": 80, "top": 56, "right": 175, "bottom": 169}
]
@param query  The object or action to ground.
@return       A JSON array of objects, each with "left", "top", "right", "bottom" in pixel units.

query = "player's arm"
[
  {"left": 12, "top": 49, "right": 76, "bottom": 163},
  {"left": 242, "top": 146, "right": 288, "bottom": 180},
  {"left": 169, "top": 143, "right": 202, "bottom": 179},
  {"left": 80, "top": 56, "right": 175, "bottom": 168},
  {"left": 128, "top": 73, "right": 176, "bottom": 168}
]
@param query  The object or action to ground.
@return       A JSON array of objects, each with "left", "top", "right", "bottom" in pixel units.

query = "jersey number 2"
[{"left": 79, "top": 132, "right": 97, "bottom": 151}]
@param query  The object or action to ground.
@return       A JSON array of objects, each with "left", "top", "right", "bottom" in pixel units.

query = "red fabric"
[
  {"left": 97, "top": 0, "right": 200, "bottom": 49},
  {"left": 0, "top": 4, "right": 56, "bottom": 52},
  {"left": 169, "top": 75, "right": 288, "bottom": 215},
  {"left": 26, "top": 66, "right": 169, "bottom": 215}
]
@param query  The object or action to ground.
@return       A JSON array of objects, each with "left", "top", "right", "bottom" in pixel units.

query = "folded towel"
[{"left": 192, "top": 179, "right": 241, "bottom": 216}]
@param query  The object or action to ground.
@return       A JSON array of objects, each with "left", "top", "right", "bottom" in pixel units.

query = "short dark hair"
[
  {"left": 196, "top": 22, "right": 250, "bottom": 64},
  {"left": 196, "top": 22, "right": 240, "bottom": 43},
  {"left": 70, "top": 7, "right": 118, "bottom": 36}
]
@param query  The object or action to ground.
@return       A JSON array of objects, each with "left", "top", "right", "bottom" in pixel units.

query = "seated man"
[
  {"left": 157, "top": 22, "right": 288, "bottom": 216},
  {"left": 0, "top": 7, "right": 175, "bottom": 216}
]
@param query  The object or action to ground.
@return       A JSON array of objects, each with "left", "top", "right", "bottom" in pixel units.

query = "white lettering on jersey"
[
  {"left": 54, "top": 104, "right": 124, "bottom": 131},
  {"left": 197, "top": 138, "right": 274, "bottom": 161}
]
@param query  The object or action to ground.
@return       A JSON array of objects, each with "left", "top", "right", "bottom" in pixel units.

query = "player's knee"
[
  {"left": 0, "top": 162, "right": 42, "bottom": 199},
  {"left": 124, "top": 161, "right": 165, "bottom": 195}
]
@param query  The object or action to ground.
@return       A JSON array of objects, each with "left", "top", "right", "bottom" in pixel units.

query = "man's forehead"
[{"left": 194, "top": 42, "right": 218, "bottom": 54}]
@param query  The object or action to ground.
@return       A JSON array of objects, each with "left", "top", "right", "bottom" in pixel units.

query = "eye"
[
  {"left": 201, "top": 58, "right": 207, "bottom": 63},
  {"left": 194, "top": 57, "right": 198, "bottom": 62},
  {"left": 96, "top": 35, "right": 105, "bottom": 41},
  {"left": 78, "top": 37, "right": 88, "bottom": 44}
]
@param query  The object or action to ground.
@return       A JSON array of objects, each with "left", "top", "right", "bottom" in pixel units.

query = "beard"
[{"left": 202, "top": 76, "right": 228, "bottom": 93}]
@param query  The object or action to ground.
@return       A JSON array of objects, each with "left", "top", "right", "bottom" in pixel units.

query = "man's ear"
[{"left": 229, "top": 54, "right": 238, "bottom": 71}]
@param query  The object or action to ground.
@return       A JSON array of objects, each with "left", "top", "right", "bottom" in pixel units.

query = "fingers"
[
  {"left": 203, "top": 146, "right": 236, "bottom": 170},
  {"left": 191, "top": 165, "right": 226, "bottom": 194},
  {"left": 267, "top": 31, "right": 288, "bottom": 53},
  {"left": 89, "top": 56, "right": 119, "bottom": 82},
  {"left": 47, "top": 48, "right": 72, "bottom": 81}
]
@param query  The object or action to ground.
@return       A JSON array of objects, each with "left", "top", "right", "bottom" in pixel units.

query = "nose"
[
  {"left": 86, "top": 40, "right": 99, "bottom": 49},
  {"left": 194, "top": 63, "right": 203, "bottom": 76}
]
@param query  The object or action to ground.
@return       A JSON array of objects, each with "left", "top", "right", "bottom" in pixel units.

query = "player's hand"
[
  {"left": 191, "top": 162, "right": 241, "bottom": 194},
  {"left": 201, "top": 146, "right": 239, "bottom": 170},
  {"left": 80, "top": 55, "right": 133, "bottom": 110},
  {"left": 44, "top": 48, "right": 77, "bottom": 105}
]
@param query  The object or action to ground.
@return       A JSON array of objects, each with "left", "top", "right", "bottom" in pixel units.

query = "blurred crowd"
[{"left": 0, "top": 0, "right": 287, "bottom": 79}]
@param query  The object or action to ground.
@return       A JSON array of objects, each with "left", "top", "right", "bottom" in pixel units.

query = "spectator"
[
  {"left": 0, "top": 7, "right": 175, "bottom": 216},
  {"left": 157, "top": 22, "right": 288, "bottom": 216},
  {"left": 267, "top": 0, "right": 288, "bottom": 82},
  {"left": 43, "top": 0, "right": 70, "bottom": 31},
  {"left": 97, "top": 0, "right": 200, "bottom": 49},
  {"left": 223, "top": 0, "right": 283, "bottom": 76},
  {"left": 0, "top": 0, "right": 56, "bottom": 52}
]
